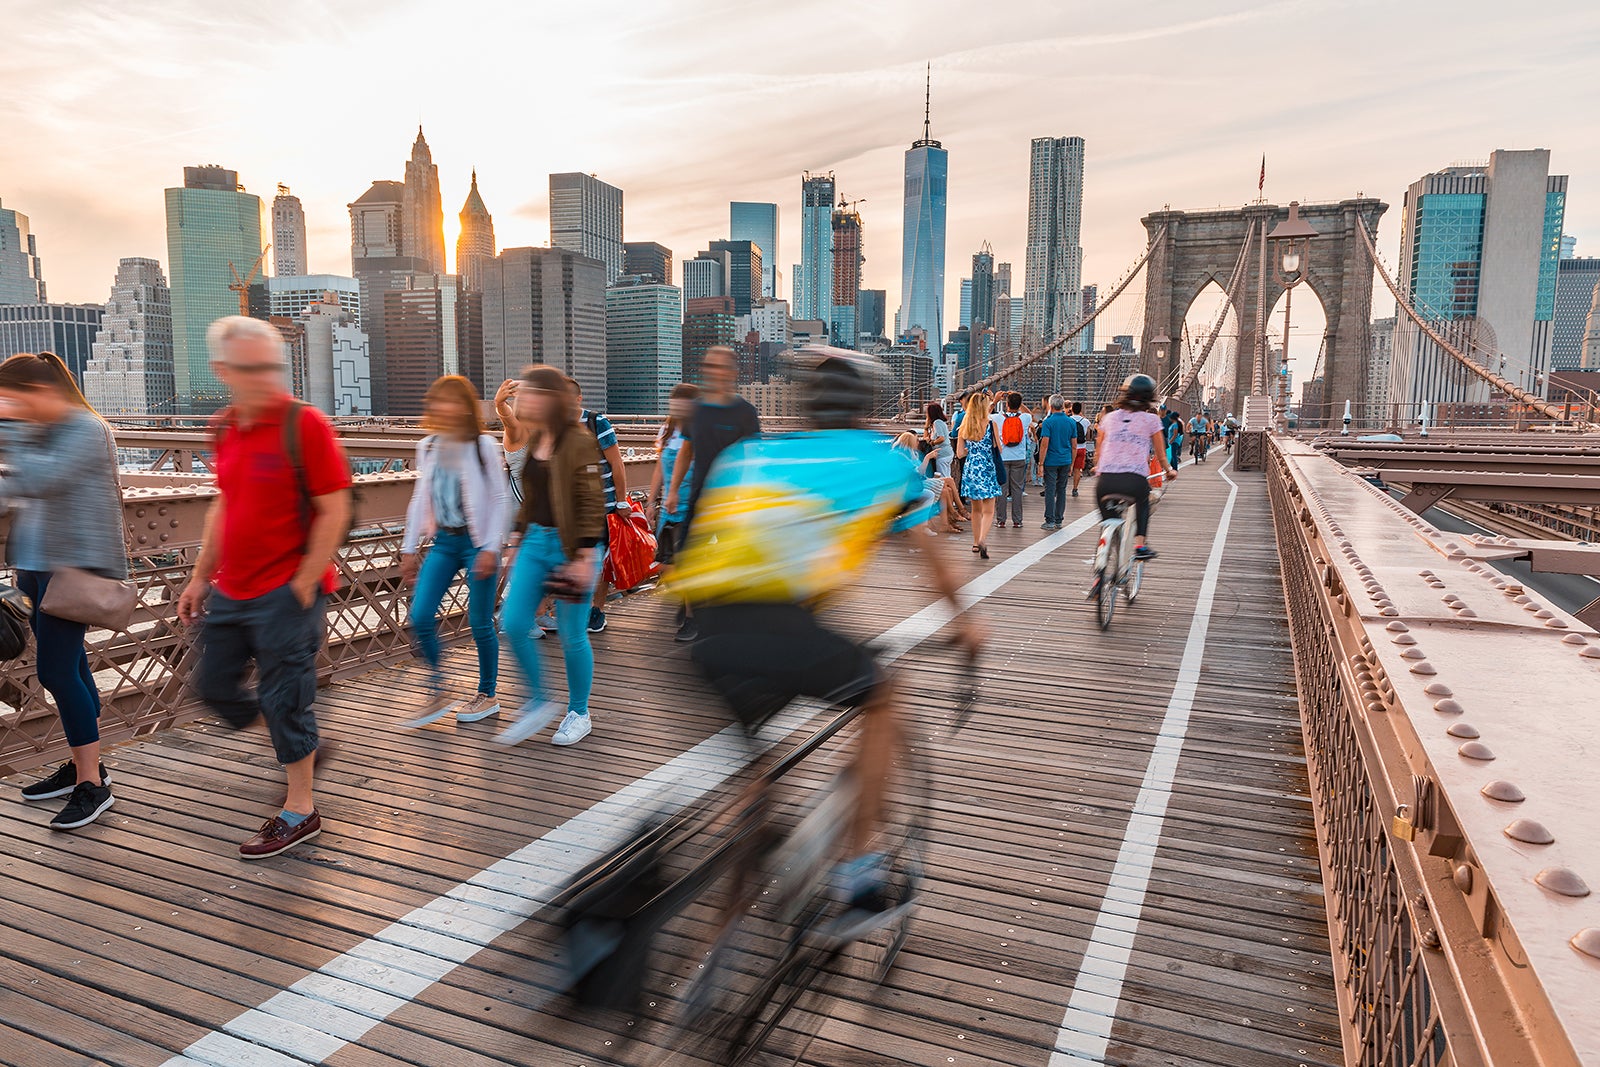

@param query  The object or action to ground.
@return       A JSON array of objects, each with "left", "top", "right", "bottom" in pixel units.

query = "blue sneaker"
[
  {"left": 536, "top": 612, "right": 557, "bottom": 631},
  {"left": 587, "top": 608, "right": 606, "bottom": 634}
]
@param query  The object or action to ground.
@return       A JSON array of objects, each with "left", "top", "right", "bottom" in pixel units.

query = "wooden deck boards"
[{"left": 0, "top": 463, "right": 1340, "bottom": 1067}]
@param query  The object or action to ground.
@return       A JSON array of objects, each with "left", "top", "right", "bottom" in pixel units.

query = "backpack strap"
[
  {"left": 585, "top": 410, "right": 600, "bottom": 438},
  {"left": 282, "top": 400, "right": 313, "bottom": 545}
]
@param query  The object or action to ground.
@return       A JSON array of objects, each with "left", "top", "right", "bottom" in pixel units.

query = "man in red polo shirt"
[{"left": 176, "top": 316, "right": 352, "bottom": 859}]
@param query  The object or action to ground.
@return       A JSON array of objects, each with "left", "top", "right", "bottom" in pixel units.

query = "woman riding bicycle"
[{"left": 1094, "top": 374, "right": 1176, "bottom": 565}]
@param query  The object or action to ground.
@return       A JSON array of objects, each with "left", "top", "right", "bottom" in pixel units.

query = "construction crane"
[
  {"left": 837, "top": 196, "right": 866, "bottom": 215},
  {"left": 228, "top": 245, "right": 272, "bottom": 317}
]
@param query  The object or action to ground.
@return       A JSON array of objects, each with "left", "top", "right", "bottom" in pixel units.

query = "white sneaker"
[
  {"left": 551, "top": 711, "right": 592, "bottom": 746},
  {"left": 456, "top": 694, "right": 500, "bottom": 723},
  {"left": 493, "top": 699, "right": 561, "bottom": 745}
]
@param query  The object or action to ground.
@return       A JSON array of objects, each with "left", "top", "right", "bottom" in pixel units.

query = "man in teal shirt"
[{"left": 1036, "top": 394, "right": 1080, "bottom": 529}]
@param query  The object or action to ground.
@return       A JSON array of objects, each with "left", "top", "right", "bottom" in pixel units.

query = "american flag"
[{"left": 1259, "top": 155, "right": 1266, "bottom": 193}]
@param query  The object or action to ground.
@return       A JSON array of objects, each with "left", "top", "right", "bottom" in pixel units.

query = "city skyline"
[{"left": 4, "top": 1, "right": 1598, "bottom": 353}]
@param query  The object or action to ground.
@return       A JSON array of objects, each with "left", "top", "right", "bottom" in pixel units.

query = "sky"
[{"left": 4, "top": 0, "right": 1598, "bottom": 386}]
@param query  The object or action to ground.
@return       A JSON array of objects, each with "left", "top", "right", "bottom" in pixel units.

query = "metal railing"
[{"left": 1266, "top": 436, "right": 1595, "bottom": 1067}]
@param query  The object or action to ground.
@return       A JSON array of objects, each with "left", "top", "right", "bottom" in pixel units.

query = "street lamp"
[
  {"left": 1266, "top": 202, "right": 1318, "bottom": 431},
  {"left": 1148, "top": 333, "right": 1171, "bottom": 394}
]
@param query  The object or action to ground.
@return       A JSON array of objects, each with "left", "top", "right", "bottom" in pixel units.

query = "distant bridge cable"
[{"left": 1166, "top": 218, "right": 1257, "bottom": 405}]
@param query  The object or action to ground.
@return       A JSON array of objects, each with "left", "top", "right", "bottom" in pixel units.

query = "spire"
[
  {"left": 923, "top": 62, "right": 931, "bottom": 144},
  {"left": 460, "top": 168, "right": 490, "bottom": 218}
]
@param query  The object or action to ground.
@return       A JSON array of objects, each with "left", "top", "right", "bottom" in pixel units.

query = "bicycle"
[
  {"left": 533, "top": 671, "right": 947, "bottom": 1065},
  {"left": 1190, "top": 432, "right": 1209, "bottom": 464},
  {"left": 1092, "top": 494, "right": 1146, "bottom": 630}
]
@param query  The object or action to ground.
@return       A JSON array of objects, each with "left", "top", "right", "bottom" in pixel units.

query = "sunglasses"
[{"left": 221, "top": 362, "right": 286, "bottom": 375}]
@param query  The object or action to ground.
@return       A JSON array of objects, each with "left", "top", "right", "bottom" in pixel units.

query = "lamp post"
[
  {"left": 1149, "top": 333, "right": 1171, "bottom": 397},
  {"left": 1266, "top": 202, "right": 1317, "bottom": 432}
]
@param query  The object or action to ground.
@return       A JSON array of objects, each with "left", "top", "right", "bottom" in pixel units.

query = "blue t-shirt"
[
  {"left": 1038, "top": 412, "right": 1080, "bottom": 467},
  {"left": 670, "top": 430, "right": 935, "bottom": 605},
  {"left": 657, "top": 430, "right": 693, "bottom": 524}
]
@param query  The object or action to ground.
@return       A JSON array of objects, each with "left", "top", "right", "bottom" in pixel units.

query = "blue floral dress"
[{"left": 960, "top": 425, "right": 1002, "bottom": 500}]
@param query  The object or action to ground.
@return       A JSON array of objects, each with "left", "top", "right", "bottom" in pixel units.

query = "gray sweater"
[{"left": 1, "top": 410, "right": 130, "bottom": 579}]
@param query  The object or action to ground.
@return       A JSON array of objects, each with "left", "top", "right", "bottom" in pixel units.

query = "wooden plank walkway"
[{"left": 0, "top": 461, "right": 1341, "bottom": 1067}]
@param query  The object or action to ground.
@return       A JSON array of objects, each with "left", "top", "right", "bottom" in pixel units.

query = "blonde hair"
[
  {"left": 0, "top": 352, "right": 99, "bottom": 416},
  {"left": 958, "top": 393, "right": 990, "bottom": 441}
]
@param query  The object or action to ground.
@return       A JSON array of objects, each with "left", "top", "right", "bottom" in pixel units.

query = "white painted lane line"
[
  {"left": 164, "top": 511, "right": 1102, "bottom": 1067},
  {"left": 1048, "top": 459, "right": 1241, "bottom": 1066}
]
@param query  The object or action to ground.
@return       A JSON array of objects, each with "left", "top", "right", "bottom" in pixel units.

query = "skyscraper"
[
  {"left": 165, "top": 165, "right": 267, "bottom": 413},
  {"left": 0, "top": 303, "right": 104, "bottom": 384},
  {"left": 796, "top": 172, "right": 835, "bottom": 321},
  {"left": 402, "top": 128, "right": 446, "bottom": 275},
  {"left": 683, "top": 296, "right": 738, "bottom": 384},
  {"left": 272, "top": 185, "right": 308, "bottom": 276},
  {"left": 730, "top": 202, "right": 780, "bottom": 299},
  {"left": 350, "top": 178, "right": 426, "bottom": 415},
  {"left": 1367, "top": 316, "right": 1396, "bottom": 423},
  {"left": 302, "top": 292, "right": 371, "bottom": 415},
  {"left": 257, "top": 275, "right": 362, "bottom": 325},
  {"left": 684, "top": 252, "right": 730, "bottom": 300},
  {"left": 1079, "top": 283, "right": 1098, "bottom": 355},
  {"left": 1023, "top": 136, "right": 1086, "bottom": 345},
  {"left": 858, "top": 289, "right": 887, "bottom": 341},
  {"left": 970, "top": 244, "right": 996, "bottom": 334},
  {"left": 83, "top": 257, "right": 174, "bottom": 416},
  {"left": 1552, "top": 257, "right": 1600, "bottom": 370},
  {"left": 550, "top": 172, "right": 624, "bottom": 284},
  {"left": 898, "top": 70, "right": 948, "bottom": 343},
  {"left": 830, "top": 204, "right": 863, "bottom": 348},
  {"left": 706, "top": 240, "right": 762, "bottom": 317},
  {"left": 0, "top": 197, "right": 46, "bottom": 303},
  {"left": 623, "top": 242, "right": 673, "bottom": 285},
  {"left": 606, "top": 277, "right": 683, "bottom": 413},
  {"left": 455, "top": 169, "right": 496, "bottom": 290},
  {"left": 958, "top": 279, "right": 972, "bottom": 329},
  {"left": 382, "top": 275, "right": 467, "bottom": 416},
  {"left": 477, "top": 247, "right": 608, "bottom": 406},
  {"left": 1390, "top": 149, "right": 1567, "bottom": 407}
]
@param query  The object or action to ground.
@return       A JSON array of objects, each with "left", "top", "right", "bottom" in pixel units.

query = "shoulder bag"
[
  {"left": 39, "top": 424, "right": 139, "bottom": 632},
  {"left": 0, "top": 584, "right": 31, "bottom": 660}
]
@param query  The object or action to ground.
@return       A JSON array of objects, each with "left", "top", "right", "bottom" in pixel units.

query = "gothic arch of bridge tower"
[{"left": 1140, "top": 198, "right": 1387, "bottom": 424}]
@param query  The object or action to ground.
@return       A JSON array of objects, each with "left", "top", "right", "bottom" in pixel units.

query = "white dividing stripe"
[
  {"left": 164, "top": 512, "right": 1102, "bottom": 1066},
  {"left": 1048, "top": 460, "right": 1240, "bottom": 1065}
]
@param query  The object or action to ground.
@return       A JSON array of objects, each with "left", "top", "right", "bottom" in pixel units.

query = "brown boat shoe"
[{"left": 240, "top": 809, "right": 322, "bottom": 860}]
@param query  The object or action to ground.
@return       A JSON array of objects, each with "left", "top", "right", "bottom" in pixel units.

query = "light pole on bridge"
[{"left": 1267, "top": 202, "right": 1318, "bottom": 431}]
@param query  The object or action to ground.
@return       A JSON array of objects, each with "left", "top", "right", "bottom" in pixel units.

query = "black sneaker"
[
  {"left": 50, "top": 781, "right": 114, "bottom": 830},
  {"left": 674, "top": 618, "right": 699, "bottom": 643},
  {"left": 1134, "top": 545, "right": 1159, "bottom": 561},
  {"left": 22, "top": 760, "right": 110, "bottom": 802}
]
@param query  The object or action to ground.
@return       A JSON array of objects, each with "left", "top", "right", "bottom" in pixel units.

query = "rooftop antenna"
[{"left": 923, "top": 62, "right": 932, "bottom": 143}]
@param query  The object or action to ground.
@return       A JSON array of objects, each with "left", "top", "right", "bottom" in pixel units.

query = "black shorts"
[{"left": 691, "top": 603, "right": 881, "bottom": 731}]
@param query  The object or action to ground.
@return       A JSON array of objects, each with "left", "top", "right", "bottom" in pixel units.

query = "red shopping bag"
[{"left": 603, "top": 501, "right": 662, "bottom": 591}]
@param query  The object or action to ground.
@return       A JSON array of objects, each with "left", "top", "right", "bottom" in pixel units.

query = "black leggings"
[{"left": 1095, "top": 471, "right": 1152, "bottom": 537}]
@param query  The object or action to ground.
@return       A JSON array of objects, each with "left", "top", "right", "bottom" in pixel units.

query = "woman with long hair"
[
  {"left": 494, "top": 365, "right": 606, "bottom": 747},
  {"left": 893, "top": 432, "right": 966, "bottom": 534},
  {"left": 956, "top": 392, "right": 1002, "bottom": 558},
  {"left": 923, "top": 401, "right": 954, "bottom": 480},
  {"left": 0, "top": 352, "right": 129, "bottom": 830},
  {"left": 398, "top": 375, "right": 510, "bottom": 728}
]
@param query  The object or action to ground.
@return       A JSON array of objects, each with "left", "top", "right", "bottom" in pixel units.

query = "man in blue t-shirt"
[
  {"left": 574, "top": 383, "right": 627, "bottom": 633},
  {"left": 1035, "top": 394, "right": 1080, "bottom": 530}
]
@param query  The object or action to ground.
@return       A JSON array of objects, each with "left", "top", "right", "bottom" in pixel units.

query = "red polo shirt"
[{"left": 211, "top": 397, "right": 352, "bottom": 601}]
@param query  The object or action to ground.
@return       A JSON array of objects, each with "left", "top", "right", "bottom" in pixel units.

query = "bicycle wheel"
[
  {"left": 1125, "top": 556, "right": 1144, "bottom": 602},
  {"left": 1096, "top": 526, "right": 1120, "bottom": 630}
]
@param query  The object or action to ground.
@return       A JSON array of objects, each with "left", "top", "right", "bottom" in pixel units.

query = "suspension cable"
[
  {"left": 963, "top": 225, "right": 1167, "bottom": 394},
  {"left": 1167, "top": 219, "right": 1256, "bottom": 403},
  {"left": 1356, "top": 218, "right": 1596, "bottom": 430}
]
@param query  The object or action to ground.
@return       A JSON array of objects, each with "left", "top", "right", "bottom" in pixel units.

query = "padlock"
[{"left": 1392, "top": 804, "right": 1416, "bottom": 842}]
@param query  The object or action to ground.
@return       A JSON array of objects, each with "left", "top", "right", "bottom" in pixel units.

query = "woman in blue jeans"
[
  {"left": 399, "top": 375, "right": 511, "bottom": 727},
  {"left": 0, "top": 352, "right": 130, "bottom": 831},
  {"left": 494, "top": 364, "right": 606, "bottom": 747}
]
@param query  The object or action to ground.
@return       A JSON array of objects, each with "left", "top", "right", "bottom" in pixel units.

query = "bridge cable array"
[
  {"left": 1356, "top": 218, "right": 1599, "bottom": 431},
  {"left": 1164, "top": 218, "right": 1257, "bottom": 407},
  {"left": 962, "top": 225, "right": 1168, "bottom": 396}
]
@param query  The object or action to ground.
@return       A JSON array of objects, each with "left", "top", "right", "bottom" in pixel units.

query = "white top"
[{"left": 402, "top": 433, "right": 512, "bottom": 554}]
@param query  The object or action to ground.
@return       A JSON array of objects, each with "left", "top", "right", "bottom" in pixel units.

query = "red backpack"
[{"left": 1001, "top": 412, "right": 1025, "bottom": 447}]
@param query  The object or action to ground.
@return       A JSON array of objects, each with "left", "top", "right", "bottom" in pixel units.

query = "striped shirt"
[{"left": 582, "top": 409, "right": 619, "bottom": 508}]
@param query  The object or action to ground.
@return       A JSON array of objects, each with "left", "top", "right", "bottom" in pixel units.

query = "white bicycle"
[{"left": 1091, "top": 486, "right": 1163, "bottom": 630}]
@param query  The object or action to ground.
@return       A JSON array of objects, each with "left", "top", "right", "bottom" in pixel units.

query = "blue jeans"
[
  {"left": 410, "top": 529, "right": 498, "bottom": 696},
  {"left": 499, "top": 526, "right": 595, "bottom": 713},
  {"left": 1042, "top": 465, "right": 1070, "bottom": 525},
  {"left": 16, "top": 570, "right": 101, "bottom": 748}
]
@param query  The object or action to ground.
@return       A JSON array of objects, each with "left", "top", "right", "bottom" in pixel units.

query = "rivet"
[
  {"left": 1504, "top": 819, "right": 1554, "bottom": 845},
  {"left": 1582, "top": 647, "right": 1600, "bottom": 660},
  {"left": 1535, "top": 868, "right": 1590, "bottom": 898},
  {"left": 1458, "top": 609, "right": 1478, "bottom": 618},
  {"left": 1410, "top": 661, "right": 1437, "bottom": 675},
  {"left": 1446, "top": 722, "right": 1479, "bottom": 739},
  {"left": 1562, "top": 634, "right": 1587, "bottom": 646},
  {"left": 1424, "top": 682, "right": 1453, "bottom": 696},
  {"left": 1392, "top": 634, "right": 1418, "bottom": 646},
  {"left": 1482, "top": 780, "right": 1526, "bottom": 803},
  {"left": 1545, "top": 619, "right": 1569, "bottom": 629},
  {"left": 1453, "top": 865, "right": 1474, "bottom": 893},
  {"left": 1534, "top": 610, "right": 1555, "bottom": 620},
  {"left": 1572, "top": 929, "right": 1600, "bottom": 960},
  {"left": 1386, "top": 621, "right": 1410, "bottom": 633},
  {"left": 1401, "top": 648, "right": 1426, "bottom": 660},
  {"left": 1433, "top": 698, "right": 1464, "bottom": 714},
  {"left": 1458, "top": 741, "right": 1495, "bottom": 761},
  {"left": 1380, "top": 607, "right": 1399, "bottom": 617},
  {"left": 1514, "top": 595, "right": 1531, "bottom": 604}
]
